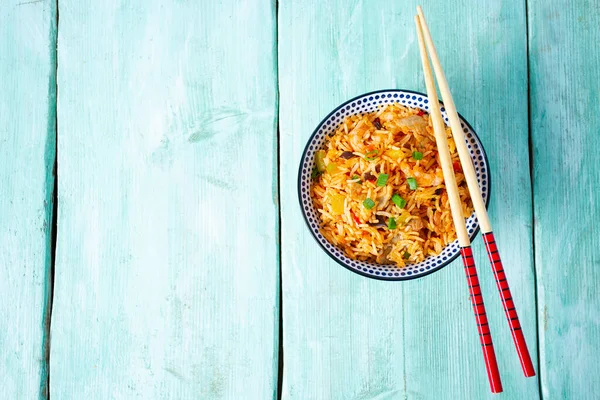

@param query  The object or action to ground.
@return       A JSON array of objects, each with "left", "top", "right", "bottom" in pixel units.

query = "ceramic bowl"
[{"left": 297, "top": 89, "right": 490, "bottom": 281}]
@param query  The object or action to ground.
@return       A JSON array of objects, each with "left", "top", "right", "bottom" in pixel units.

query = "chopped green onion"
[
  {"left": 387, "top": 217, "right": 397, "bottom": 230},
  {"left": 412, "top": 151, "right": 423, "bottom": 160},
  {"left": 365, "top": 150, "right": 379, "bottom": 161},
  {"left": 311, "top": 167, "right": 321, "bottom": 179},
  {"left": 351, "top": 174, "right": 362, "bottom": 184},
  {"left": 407, "top": 177, "right": 418, "bottom": 190},
  {"left": 392, "top": 194, "right": 406, "bottom": 209},
  {"left": 363, "top": 198, "right": 375, "bottom": 210},
  {"left": 403, "top": 251, "right": 411, "bottom": 259},
  {"left": 376, "top": 173, "right": 389, "bottom": 187}
]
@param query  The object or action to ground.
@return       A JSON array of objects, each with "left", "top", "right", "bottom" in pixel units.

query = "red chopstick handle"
[
  {"left": 482, "top": 232, "right": 536, "bottom": 377},
  {"left": 461, "top": 246, "right": 503, "bottom": 393}
]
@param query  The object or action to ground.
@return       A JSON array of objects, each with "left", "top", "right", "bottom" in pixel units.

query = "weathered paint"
[
  {"left": 279, "top": 1, "right": 539, "bottom": 398},
  {"left": 50, "top": 1, "right": 279, "bottom": 398},
  {"left": 0, "top": 1, "right": 598, "bottom": 398},
  {"left": 0, "top": 1, "right": 56, "bottom": 399},
  {"left": 529, "top": 1, "right": 600, "bottom": 398}
]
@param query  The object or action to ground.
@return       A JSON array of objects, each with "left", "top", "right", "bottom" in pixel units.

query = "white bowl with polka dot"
[{"left": 298, "top": 90, "right": 490, "bottom": 280}]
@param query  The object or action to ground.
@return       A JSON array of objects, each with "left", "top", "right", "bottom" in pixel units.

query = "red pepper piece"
[
  {"left": 351, "top": 211, "right": 361, "bottom": 225},
  {"left": 453, "top": 161, "right": 462, "bottom": 173}
]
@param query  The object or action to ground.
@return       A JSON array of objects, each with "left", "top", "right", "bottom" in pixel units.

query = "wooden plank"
[
  {"left": 529, "top": 1, "right": 600, "bottom": 398},
  {"left": 50, "top": 1, "right": 279, "bottom": 398},
  {"left": 0, "top": 1, "right": 56, "bottom": 398},
  {"left": 279, "top": 1, "right": 539, "bottom": 398}
]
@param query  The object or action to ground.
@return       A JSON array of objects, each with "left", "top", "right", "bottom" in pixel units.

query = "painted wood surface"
[
  {"left": 49, "top": 1, "right": 279, "bottom": 398},
  {"left": 0, "top": 1, "right": 56, "bottom": 399},
  {"left": 279, "top": 1, "right": 539, "bottom": 398},
  {"left": 0, "top": 1, "right": 597, "bottom": 399},
  {"left": 529, "top": 1, "right": 600, "bottom": 398}
]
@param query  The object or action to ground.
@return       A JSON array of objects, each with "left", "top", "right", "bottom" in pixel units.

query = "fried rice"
[{"left": 310, "top": 103, "right": 473, "bottom": 267}]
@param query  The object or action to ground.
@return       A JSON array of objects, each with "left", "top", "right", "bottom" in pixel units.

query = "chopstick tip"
[{"left": 416, "top": 5, "right": 423, "bottom": 14}]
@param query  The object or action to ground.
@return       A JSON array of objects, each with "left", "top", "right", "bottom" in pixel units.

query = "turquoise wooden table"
[{"left": 1, "top": 0, "right": 598, "bottom": 399}]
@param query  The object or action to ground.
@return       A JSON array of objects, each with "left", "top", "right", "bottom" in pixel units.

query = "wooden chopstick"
[
  {"left": 415, "top": 14, "right": 503, "bottom": 394},
  {"left": 416, "top": 6, "right": 536, "bottom": 379}
]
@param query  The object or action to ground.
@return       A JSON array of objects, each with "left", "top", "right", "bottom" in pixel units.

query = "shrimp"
[
  {"left": 407, "top": 217, "right": 424, "bottom": 231},
  {"left": 348, "top": 120, "right": 369, "bottom": 151},
  {"left": 399, "top": 161, "right": 444, "bottom": 187}
]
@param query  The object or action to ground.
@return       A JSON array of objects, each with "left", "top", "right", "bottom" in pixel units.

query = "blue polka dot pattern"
[{"left": 298, "top": 90, "right": 491, "bottom": 281}]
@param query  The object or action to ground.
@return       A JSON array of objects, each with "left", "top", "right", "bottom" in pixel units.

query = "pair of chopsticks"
[{"left": 415, "top": 6, "right": 535, "bottom": 393}]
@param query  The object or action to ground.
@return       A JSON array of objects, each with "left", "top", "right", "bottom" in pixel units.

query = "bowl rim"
[{"left": 297, "top": 88, "right": 491, "bottom": 281}]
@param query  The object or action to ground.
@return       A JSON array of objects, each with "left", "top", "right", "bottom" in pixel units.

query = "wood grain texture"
[
  {"left": 50, "top": 1, "right": 279, "bottom": 398},
  {"left": 0, "top": 1, "right": 56, "bottom": 398},
  {"left": 529, "top": 1, "right": 600, "bottom": 398},
  {"left": 278, "top": 1, "right": 539, "bottom": 398}
]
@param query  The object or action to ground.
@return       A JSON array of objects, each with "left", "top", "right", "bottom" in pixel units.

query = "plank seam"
[
  {"left": 41, "top": 1, "right": 60, "bottom": 399},
  {"left": 525, "top": 0, "right": 543, "bottom": 397},
  {"left": 275, "top": 1, "right": 283, "bottom": 399}
]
